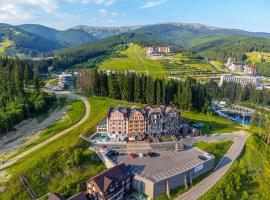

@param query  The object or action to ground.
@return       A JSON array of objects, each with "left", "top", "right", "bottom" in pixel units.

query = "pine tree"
[{"left": 33, "top": 65, "right": 40, "bottom": 91}]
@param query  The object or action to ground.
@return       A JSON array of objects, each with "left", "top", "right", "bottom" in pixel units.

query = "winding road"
[
  {"left": 175, "top": 130, "right": 250, "bottom": 200},
  {"left": 0, "top": 91, "right": 90, "bottom": 170}
]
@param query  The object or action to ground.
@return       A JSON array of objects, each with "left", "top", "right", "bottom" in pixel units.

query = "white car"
[
  {"left": 138, "top": 153, "right": 145, "bottom": 158},
  {"left": 203, "top": 153, "right": 212, "bottom": 159}
]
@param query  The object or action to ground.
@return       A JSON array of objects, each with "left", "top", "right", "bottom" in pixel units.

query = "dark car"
[
  {"left": 108, "top": 149, "right": 119, "bottom": 156},
  {"left": 148, "top": 152, "right": 160, "bottom": 157},
  {"left": 198, "top": 155, "right": 207, "bottom": 161}
]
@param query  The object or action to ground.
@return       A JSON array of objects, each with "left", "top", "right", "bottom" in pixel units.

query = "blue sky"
[{"left": 0, "top": 0, "right": 269, "bottom": 32}]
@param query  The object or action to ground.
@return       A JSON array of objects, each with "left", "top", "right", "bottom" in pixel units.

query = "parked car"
[
  {"left": 198, "top": 155, "right": 207, "bottom": 161},
  {"left": 108, "top": 149, "right": 119, "bottom": 156},
  {"left": 129, "top": 152, "right": 136, "bottom": 159},
  {"left": 148, "top": 152, "right": 160, "bottom": 157},
  {"left": 203, "top": 153, "right": 212, "bottom": 159},
  {"left": 138, "top": 153, "right": 146, "bottom": 158}
]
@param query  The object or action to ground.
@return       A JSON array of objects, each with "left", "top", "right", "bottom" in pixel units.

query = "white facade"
[{"left": 220, "top": 75, "right": 260, "bottom": 87}]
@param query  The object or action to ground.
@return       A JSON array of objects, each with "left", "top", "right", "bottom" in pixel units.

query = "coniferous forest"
[
  {"left": 0, "top": 57, "right": 56, "bottom": 135},
  {"left": 78, "top": 70, "right": 270, "bottom": 111}
]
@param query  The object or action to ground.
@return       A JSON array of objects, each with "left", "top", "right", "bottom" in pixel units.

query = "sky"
[{"left": 0, "top": 0, "right": 269, "bottom": 32}]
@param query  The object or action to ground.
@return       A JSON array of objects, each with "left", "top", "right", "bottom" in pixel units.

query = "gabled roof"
[
  {"left": 128, "top": 107, "right": 145, "bottom": 118},
  {"left": 47, "top": 193, "right": 66, "bottom": 200},
  {"left": 89, "top": 163, "right": 131, "bottom": 194},
  {"left": 107, "top": 106, "right": 128, "bottom": 118},
  {"left": 67, "top": 192, "right": 88, "bottom": 200}
]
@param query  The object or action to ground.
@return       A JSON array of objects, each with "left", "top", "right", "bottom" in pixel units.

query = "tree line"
[
  {"left": 78, "top": 70, "right": 210, "bottom": 112},
  {"left": 0, "top": 57, "right": 56, "bottom": 135},
  {"left": 78, "top": 70, "right": 270, "bottom": 110}
]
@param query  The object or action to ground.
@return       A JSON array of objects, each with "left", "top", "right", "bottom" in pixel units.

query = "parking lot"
[{"left": 109, "top": 147, "right": 213, "bottom": 183}]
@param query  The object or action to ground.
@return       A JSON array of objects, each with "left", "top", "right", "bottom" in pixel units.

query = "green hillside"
[
  {"left": 200, "top": 135, "right": 270, "bottom": 200},
  {"left": 18, "top": 24, "right": 97, "bottom": 46},
  {"left": 0, "top": 26, "right": 63, "bottom": 57},
  {"left": 98, "top": 44, "right": 167, "bottom": 78}
]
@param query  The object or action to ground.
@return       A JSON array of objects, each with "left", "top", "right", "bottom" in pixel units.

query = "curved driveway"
[
  {"left": 0, "top": 92, "right": 90, "bottom": 170},
  {"left": 175, "top": 130, "right": 250, "bottom": 200}
]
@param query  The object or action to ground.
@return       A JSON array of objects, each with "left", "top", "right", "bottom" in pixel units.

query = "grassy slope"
[
  {"left": 195, "top": 140, "right": 233, "bottom": 164},
  {"left": 98, "top": 44, "right": 167, "bottom": 78},
  {"left": 0, "top": 97, "right": 141, "bottom": 200},
  {"left": 199, "top": 134, "right": 270, "bottom": 200},
  {"left": 0, "top": 40, "right": 12, "bottom": 53},
  {"left": 181, "top": 111, "right": 239, "bottom": 134},
  {"left": 246, "top": 51, "right": 270, "bottom": 63}
]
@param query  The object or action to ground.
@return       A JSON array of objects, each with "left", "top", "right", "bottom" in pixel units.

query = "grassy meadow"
[
  {"left": 181, "top": 111, "right": 239, "bottom": 134},
  {"left": 246, "top": 51, "right": 270, "bottom": 64},
  {"left": 0, "top": 40, "right": 12, "bottom": 53},
  {"left": 98, "top": 44, "right": 167, "bottom": 78}
]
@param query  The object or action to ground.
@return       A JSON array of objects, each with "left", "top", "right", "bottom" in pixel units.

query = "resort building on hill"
[
  {"left": 225, "top": 58, "right": 257, "bottom": 76},
  {"left": 220, "top": 75, "right": 260, "bottom": 87},
  {"left": 144, "top": 46, "right": 171, "bottom": 54},
  {"left": 96, "top": 105, "right": 180, "bottom": 141}
]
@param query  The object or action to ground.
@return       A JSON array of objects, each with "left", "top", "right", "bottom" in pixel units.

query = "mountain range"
[{"left": 1, "top": 22, "right": 270, "bottom": 58}]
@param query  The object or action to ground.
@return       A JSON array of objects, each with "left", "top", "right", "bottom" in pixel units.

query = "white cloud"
[
  {"left": 67, "top": 0, "right": 117, "bottom": 5},
  {"left": 0, "top": 0, "right": 118, "bottom": 28},
  {"left": 99, "top": 9, "right": 108, "bottom": 16},
  {"left": 111, "top": 12, "right": 118, "bottom": 16},
  {"left": 139, "top": 0, "right": 166, "bottom": 9}
]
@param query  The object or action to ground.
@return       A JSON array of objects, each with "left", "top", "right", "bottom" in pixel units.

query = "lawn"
[
  {"left": 211, "top": 61, "right": 226, "bottom": 70},
  {"left": 186, "top": 63, "right": 215, "bottom": 71},
  {"left": 246, "top": 51, "right": 270, "bottom": 64},
  {"left": 195, "top": 140, "right": 233, "bottom": 165},
  {"left": 0, "top": 97, "right": 141, "bottom": 200},
  {"left": 98, "top": 44, "right": 167, "bottom": 78},
  {"left": 0, "top": 40, "right": 12, "bottom": 53},
  {"left": 181, "top": 111, "right": 240, "bottom": 134},
  {"left": 199, "top": 134, "right": 270, "bottom": 200}
]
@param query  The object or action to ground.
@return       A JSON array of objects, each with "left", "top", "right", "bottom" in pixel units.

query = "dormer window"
[{"left": 109, "top": 185, "right": 115, "bottom": 192}]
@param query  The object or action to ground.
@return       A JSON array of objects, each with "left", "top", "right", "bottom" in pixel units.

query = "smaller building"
[
  {"left": 226, "top": 57, "right": 244, "bottom": 73},
  {"left": 243, "top": 64, "right": 256, "bottom": 76},
  {"left": 59, "top": 73, "right": 73, "bottom": 88},
  {"left": 87, "top": 163, "right": 133, "bottom": 200}
]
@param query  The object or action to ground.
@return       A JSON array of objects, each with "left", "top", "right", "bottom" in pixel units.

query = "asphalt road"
[
  {"left": 0, "top": 92, "right": 90, "bottom": 170},
  {"left": 175, "top": 130, "right": 250, "bottom": 200}
]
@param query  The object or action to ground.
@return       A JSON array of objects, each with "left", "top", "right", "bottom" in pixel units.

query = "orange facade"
[{"left": 128, "top": 110, "right": 146, "bottom": 135}]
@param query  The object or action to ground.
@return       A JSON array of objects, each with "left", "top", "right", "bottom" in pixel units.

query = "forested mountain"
[
  {"left": 0, "top": 26, "right": 64, "bottom": 57},
  {"left": 52, "top": 32, "right": 173, "bottom": 70},
  {"left": 17, "top": 24, "right": 97, "bottom": 46},
  {"left": 189, "top": 35, "right": 270, "bottom": 62},
  {"left": 0, "top": 57, "right": 56, "bottom": 135},
  {"left": 74, "top": 23, "right": 270, "bottom": 45},
  {"left": 2, "top": 22, "right": 270, "bottom": 66},
  {"left": 0, "top": 24, "right": 97, "bottom": 58},
  {"left": 133, "top": 23, "right": 270, "bottom": 47}
]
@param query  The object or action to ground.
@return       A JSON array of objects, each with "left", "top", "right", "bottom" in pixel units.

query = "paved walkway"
[
  {"left": 0, "top": 92, "right": 90, "bottom": 170},
  {"left": 175, "top": 130, "right": 250, "bottom": 200}
]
